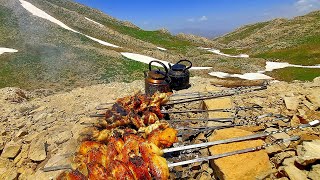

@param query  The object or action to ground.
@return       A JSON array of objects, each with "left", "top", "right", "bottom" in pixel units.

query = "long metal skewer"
[
  {"left": 163, "top": 120, "right": 319, "bottom": 153},
  {"left": 167, "top": 136, "right": 300, "bottom": 167},
  {"left": 162, "top": 105, "right": 262, "bottom": 114},
  {"left": 91, "top": 105, "right": 262, "bottom": 117},
  {"left": 166, "top": 86, "right": 267, "bottom": 105},
  {"left": 95, "top": 85, "right": 267, "bottom": 110}
]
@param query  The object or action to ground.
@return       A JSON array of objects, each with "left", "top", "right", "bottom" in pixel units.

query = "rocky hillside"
[
  {"left": 213, "top": 11, "right": 320, "bottom": 66},
  {"left": 0, "top": 77, "right": 319, "bottom": 179}
]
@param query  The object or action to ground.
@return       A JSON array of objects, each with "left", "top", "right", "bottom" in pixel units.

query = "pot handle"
[
  {"left": 177, "top": 59, "right": 192, "bottom": 70},
  {"left": 149, "top": 60, "right": 168, "bottom": 76}
]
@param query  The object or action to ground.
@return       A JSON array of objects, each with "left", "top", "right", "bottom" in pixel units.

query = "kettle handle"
[
  {"left": 149, "top": 60, "right": 168, "bottom": 76},
  {"left": 177, "top": 59, "right": 192, "bottom": 70}
]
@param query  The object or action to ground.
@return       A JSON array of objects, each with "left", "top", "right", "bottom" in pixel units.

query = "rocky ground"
[{"left": 0, "top": 77, "right": 319, "bottom": 180}]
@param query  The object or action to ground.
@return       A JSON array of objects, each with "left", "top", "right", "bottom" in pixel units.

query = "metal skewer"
[
  {"left": 167, "top": 136, "right": 300, "bottom": 167},
  {"left": 166, "top": 85, "right": 267, "bottom": 105},
  {"left": 163, "top": 120, "right": 319, "bottom": 153},
  {"left": 162, "top": 105, "right": 262, "bottom": 114},
  {"left": 91, "top": 105, "right": 262, "bottom": 117}
]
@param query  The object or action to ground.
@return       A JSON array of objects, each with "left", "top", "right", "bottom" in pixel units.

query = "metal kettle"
[
  {"left": 144, "top": 60, "right": 171, "bottom": 95},
  {"left": 168, "top": 59, "right": 192, "bottom": 90}
]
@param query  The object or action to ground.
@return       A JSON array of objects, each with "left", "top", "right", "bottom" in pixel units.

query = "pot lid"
[
  {"left": 148, "top": 70, "right": 166, "bottom": 80},
  {"left": 171, "top": 64, "right": 186, "bottom": 71}
]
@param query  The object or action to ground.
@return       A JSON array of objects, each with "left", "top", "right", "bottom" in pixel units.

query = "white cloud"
[
  {"left": 295, "top": 0, "right": 320, "bottom": 12},
  {"left": 187, "top": 16, "right": 208, "bottom": 22},
  {"left": 199, "top": 16, "right": 208, "bottom": 21},
  {"left": 187, "top": 18, "right": 195, "bottom": 22}
]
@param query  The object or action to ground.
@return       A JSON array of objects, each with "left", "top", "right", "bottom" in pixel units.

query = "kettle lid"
[
  {"left": 148, "top": 70, "right": 166, "bottom": 80},
  {"left": 171, "top": 64, "right": 186, "bottom": 71}
]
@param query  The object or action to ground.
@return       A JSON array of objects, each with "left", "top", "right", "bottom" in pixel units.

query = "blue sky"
[{"left": 74, "top": 0, "right": 320, "bottom": 37}]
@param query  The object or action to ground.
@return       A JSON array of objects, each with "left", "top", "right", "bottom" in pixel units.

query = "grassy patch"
[
  {"left": 254, "top": 35, "right": 320, "bottom": 65},
  {"left": 266, "top": 67, "right": 320, "bottom": 81},
  {"left": 0, "top": 5, "right": 20, "bottom": 47}
]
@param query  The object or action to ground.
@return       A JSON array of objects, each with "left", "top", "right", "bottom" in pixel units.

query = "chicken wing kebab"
[
  {"left": 58, "top": 123, "right": 177, "bottom": 180},
  {"left": 58, "top": 92, "right": 178, "bottom": 180},
  {"left": 97, "top": 92, "right": 171, "bottom": 129}
]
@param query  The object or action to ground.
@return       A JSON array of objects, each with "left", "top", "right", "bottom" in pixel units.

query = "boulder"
[{"left": 208, "top": 128, "right": 272, "bottom": 180}]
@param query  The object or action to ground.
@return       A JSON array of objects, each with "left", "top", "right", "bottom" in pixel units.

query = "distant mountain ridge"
[{"left": 213, "top": 10, "right": 320, "bottom": 65}]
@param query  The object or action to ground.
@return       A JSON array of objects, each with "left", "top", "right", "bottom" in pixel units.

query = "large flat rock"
[{"left": 208, "top": 128, "right": 272, "bottom": 180}]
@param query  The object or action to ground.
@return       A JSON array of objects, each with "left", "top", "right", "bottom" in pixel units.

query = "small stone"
[
  {"left": 308, "top": 164, "right": 320, "bottom": 180},
  {"left": 15, "top": 129, "right": 28, "bottom": 138},
  {"left": 283, "top": 164, "right": 308, "bottom": 180},
  {"left": 1, "top": 144, "right": 21, "bottom": 158},
  {"left": 24, "top": 132, "right": 40, "bottom": 143},
  {"left": 28, "top": 137, "right": 47, "bottom": 162},
  {"left": 284, "top": 97, "right": 299, "bottom": 111},
  {"left": 271, "top": 151, "right": 296, "bottom": 166},
  {"left": 296, "top": 140, "right": 320, "bottom": 166},
  {"left": 44, "top": 153, "right": 71, "bottom": 170},
  {"left": 17, "top": 167, "right": 35, "bottom": 180},
  {"left": 0, "top": 157, "right": 18, "bottom": 180},
  {"left": 13, "top": 144, "right": 29, "bottom": 167},
  {"left": 0, "top": 137, "right": 5, "bottom": 151},
  {"left": 306, "top": 92, "right": 320, "bottom": 108},
  {"left": 49, "top": 130, "right": 72, "bottom": 145},
  {"left": 290, "top": 115, "right": 300, "bottom": 127},
  {"left": 197, "top": 172, "right": 212, "bottom": 180},
  {"left": 282, "top": 157, "right": 297, "bottom": 166},
  {"left": 303, "top": 100, "right": 316, "bottom": 111},
  {"left": 201, "top": 163, "right": 213, "bottom": 174}
]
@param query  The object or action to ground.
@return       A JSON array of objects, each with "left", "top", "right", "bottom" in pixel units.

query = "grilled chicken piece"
[
  {"left": 119, "top": 134, "right": 144, "bottom": 163},
  {"left": 78, "top": 141, "right": 105, "bottom": 155},
  {"left": 128, "top": 155, "right": 152, "bottom": 180},
  {"left": 142, "top": 111, "right": 159, "bottom": 125},
  {"left": 109, "top": 160, "right": 135, "bottom": 180},
  {"left": 87, "top": 162, "right": 111, "bottom": 180},
  {"left": 150, "top": 92, "right": 171, "bottom": 107},
  {"left": 140, "top": 142, "right": 168, "bottom": 180},
  {"left": 148, "top": 128, "right": 178, "bottom": 148},
  {"left": 138, "top": 120, "right": 170, "bottom": 136},
  {"left": 56, "top": 170, "right": 86, "bottom": 180}
]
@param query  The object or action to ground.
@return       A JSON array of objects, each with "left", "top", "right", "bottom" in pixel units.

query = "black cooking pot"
[
  {"left": 168, "top": 59, "right": 192, "bottom": 90},
  {"left": 144, "top": 60, "right": 171, "bottom": 95}
]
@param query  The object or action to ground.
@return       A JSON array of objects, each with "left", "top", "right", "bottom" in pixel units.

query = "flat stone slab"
[
  {"left": 283, "top": 97, "right": 299, "bottom": 111},
  {"left": 297, "top": 140, "right": 320, "bottom": 166},
  {"left": 1, "top": 144, "right": 21, "bottom": 159},
  {"left": 208, "top": 128, "right": 272, "bottom": 180}
]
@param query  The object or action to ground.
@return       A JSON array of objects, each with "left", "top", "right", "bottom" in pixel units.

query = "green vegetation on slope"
[
  {"left": 254, "top": 35, "right": 320, "bottom": 65},
  {"left": 266, "top": 67, "right": 320, "bottom": 81},
  {"left": 0, "top": 5, "right": 20, "bottom": 47}
]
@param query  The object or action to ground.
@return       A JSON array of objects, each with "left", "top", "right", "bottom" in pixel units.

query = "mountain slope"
[
  {"left": 0, "top": 0, "right": 217, "bottom": 90},
  {"left": 213, "top": 11, "right": 320, "bottom": 66}
]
